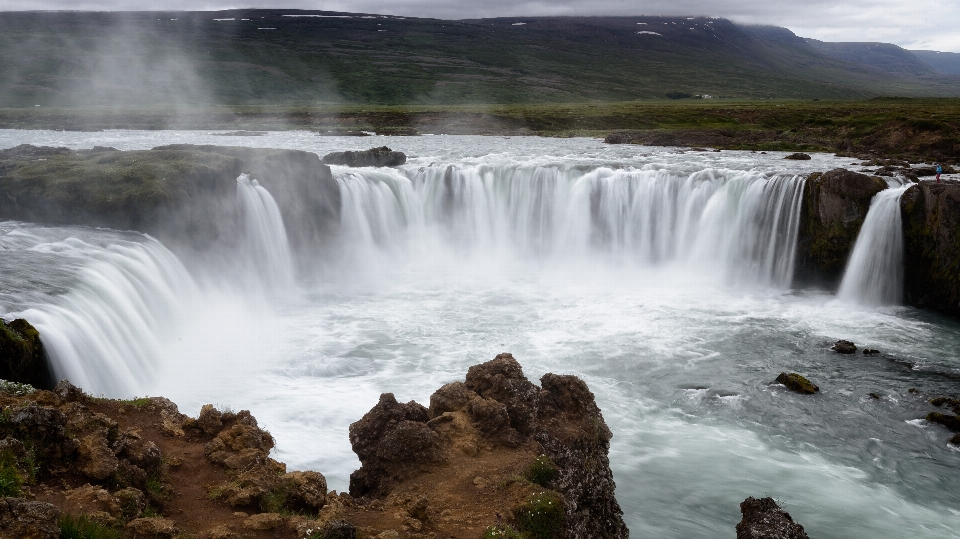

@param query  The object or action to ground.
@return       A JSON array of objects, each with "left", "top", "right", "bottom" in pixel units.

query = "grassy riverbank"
[{"left": 2, "top": 98, "right": 958, "bottom": 161}]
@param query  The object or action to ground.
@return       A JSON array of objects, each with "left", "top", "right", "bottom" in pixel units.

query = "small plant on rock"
[
  {"left": 524, "top": 455, "right": 559, "bottom": 488},
  {"left": 480, "top": 523, "right": 525, "bottom": 539},
  {"left": 513, "top": 491, "right": 564, "bottom": 539}
]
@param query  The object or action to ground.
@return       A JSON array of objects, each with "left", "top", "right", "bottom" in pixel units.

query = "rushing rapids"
[{"left": 1, "top": 131, "right": 959, "bottom": 539}]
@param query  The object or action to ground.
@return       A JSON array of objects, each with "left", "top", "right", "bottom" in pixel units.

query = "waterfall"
[
  {"left": 236, "top": 174, "right": 295, "bottom": 290},
  {"left": 20, "top": 238, "right": 199, "bottom": 395},
  {"left": 837, "top": 185, "right": 910, "bottom": 307},
  {"left": 335, "top": 165, "right": 806, "bottom": 289}
]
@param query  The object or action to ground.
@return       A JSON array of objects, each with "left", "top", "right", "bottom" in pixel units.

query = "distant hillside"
[
  {"left": 1, "top": 10, "right": 958, "bottom": 106},
  {"left": 804, "top": 39, "right": 938, "bottom": 75},
  {"left": 911, "top": 50, "right": 960, "bottom": 76}
]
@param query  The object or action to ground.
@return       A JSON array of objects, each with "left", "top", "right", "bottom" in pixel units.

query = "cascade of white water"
[
  {"left": 19, "top": 238, "right": 199, "bottom": 395},
  {"left": 335, "top": 165, "right": 806, "bottom": 289},
  {"left": 837, "top": 185, "right": 910, "bottom": 307},
  {"left": 236, "top": 174, "right": 295, "bottom": 290}
]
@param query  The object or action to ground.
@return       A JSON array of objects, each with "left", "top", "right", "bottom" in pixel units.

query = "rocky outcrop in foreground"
[
  {"left": 0, "top": 144, "right": 340, "bottom": 251},
  {"left": 349, "top": 353, "right": 628, "bottom": 538},
  {"left": 0, "top": 354, "right": 627, "bottom": 539},
  {"left": 794, "top": 168, "right": 888, "bottom": 286},
  {"left": 900, "top": 181, "right": 960, "bottom": 316}
]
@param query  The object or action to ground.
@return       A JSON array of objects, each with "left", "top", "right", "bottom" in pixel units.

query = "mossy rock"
[
  {"left": 775, "top": 373, "right": 820, "bottom": 394},
  {"left": 926, "top": 412, "right": 960, "bottom": 432},
  {"left": 0, "top": 318, "right": 53, "bottom": 390}
]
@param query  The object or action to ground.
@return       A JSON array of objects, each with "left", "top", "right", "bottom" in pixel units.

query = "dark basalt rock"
[
  {"left": 862, "top": 348, "right": 880, "bottom": 356},
  {"left": 0, "top": 318, "right": 53, "bottom": 390},
  {"left": 736, "top": 497, "right": 810, "bottom": 539},
  {"left": 350, "top": 354, "right": 629, "bottom": 538},
  {"left": 795, "top": 169, "right": 888, "bottom": 287},
  {"left": 784, "top": 152, "right": 812, "bottom": 160},
  {"left": 348, "top": 393, "right": 442, "bottom": 497},
  {"left": 322, "top": 146, "right": 406, "bottom": 167},
  {"left": 832, "top": 340, "right": 857, "bottom": 354},
  {"left": 900, "top": 182, "right": 960, "bottom": 316},
  {"left": 776, "top": 373, "right": 820, "bottom": 394}
]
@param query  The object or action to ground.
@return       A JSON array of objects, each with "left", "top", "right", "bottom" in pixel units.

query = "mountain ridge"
[{"left": 0, "top": 10, "right": 958, "bottom": 106}]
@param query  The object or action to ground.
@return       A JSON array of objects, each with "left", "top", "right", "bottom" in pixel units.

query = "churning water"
[{"left": 1, "top": 131, "right": 959, "bottom": 538}]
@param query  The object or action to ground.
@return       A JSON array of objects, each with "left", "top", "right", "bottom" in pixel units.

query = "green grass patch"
[
  {"left": 58, "top": 514, "right": 122, "bottom": 539},
  {"left": 524, "top": 455, "right": 559, "bottom": 488},
  {"left": 480, "top": 524, "right": 525, "bottom": 539},
  {"left": 513, "top": 491, "right": 564, "bottom": 539}
]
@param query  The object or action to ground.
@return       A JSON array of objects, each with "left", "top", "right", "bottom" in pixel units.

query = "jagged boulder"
[
  {"left": 77, "top": 433, "right": 119, "bottom": 481},
  {"left": 322, "top": 146, "right": 406, "bottom": 167},
  {"left": 0, "top": 318, "right": 53, "bottom": 390},
  {"left": 784, "top": 153, "right": 812, "bottom": 160},
  {"left": 349, "top": 354, "right": 629, "bottom": 538},
  {"left": 283, "top": 471, "right": 328, "bottom": 512},
  {"left": 3, "top": 404, "right": 78, "bottom": 460},
  {"left": 0, "top": 497, "right": 60, "bottom": 539},
  {"left": 348, "top": 393, "right": 443, "bottom": 497},
  {"left": 736, "top": 497, "right": 809, "bottom": 539},
  {"left": 900, "top": 182, "right": 960, "bottom": 315},
  {"left": 204, "top": 410, "right": 275, "bottom": 470},
  {"left": 795, "top": 169, "right": 888, "bottom": 286}
]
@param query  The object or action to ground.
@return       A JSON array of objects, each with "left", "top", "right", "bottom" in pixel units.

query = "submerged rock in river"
[
  {"left": 736, "top": 497, "right": 810, "bottom": 539},
  {"left": 776, "top": 373, "right": 820, "bottom": 394},
  {"left": 831, "top": 340, "right": 857, "bottom": 354}
]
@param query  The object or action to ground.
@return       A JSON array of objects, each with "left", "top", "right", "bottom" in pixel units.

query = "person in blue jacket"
[{"left": 936, "top": 163, "right": 942, "bottom": 183}]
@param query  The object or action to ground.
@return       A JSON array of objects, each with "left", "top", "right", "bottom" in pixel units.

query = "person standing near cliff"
[{"left": 936, "top": 163, "right": 942, "bottom": 183}]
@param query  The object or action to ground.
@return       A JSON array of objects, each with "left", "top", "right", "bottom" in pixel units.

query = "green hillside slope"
[{"left": 1, "top": 10, "right": 958, "bottom": 106}]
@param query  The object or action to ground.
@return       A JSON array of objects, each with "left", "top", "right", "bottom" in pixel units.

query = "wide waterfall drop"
[
  {"left": 17, "top": 236, "right": 199, "bottom": 395},
  {"left": 236, "top": 173, "right": 295, "bottom": 290},
  {"left": 335, "top": 164, "right": 806, "bottom": 289},
  {"left": 837, "top": 185, "right": 910, "bottom": 307}
]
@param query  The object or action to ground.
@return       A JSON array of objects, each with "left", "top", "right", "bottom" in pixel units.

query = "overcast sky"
[{"left": 3, "top": 0, "right": 958, "bottom": 52}]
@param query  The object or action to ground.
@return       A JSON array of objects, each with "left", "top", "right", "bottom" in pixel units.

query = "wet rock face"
[
  {"left": 831, "top": 340, "right": 857, "bottom": 354},
  {"left": 901, "top": 182, "right": 960, "bottom": 316},
  {"left": 322, "top": 146, "right": 407, "bottom": 167},
  {"left": 0, "top": 497, "right": 61, "bottom": 539},
  {"left": 795, "top": 169, "right": 888, "bottom": 287},
  {"left": 736, "top": 497, "right": 810, "bottom": 539},
  {"left": 349, "top": 354, "right": 629, "bottom": 538},
  {"left": 0, "top": 318, "right": 53, "bottom": 390}
]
